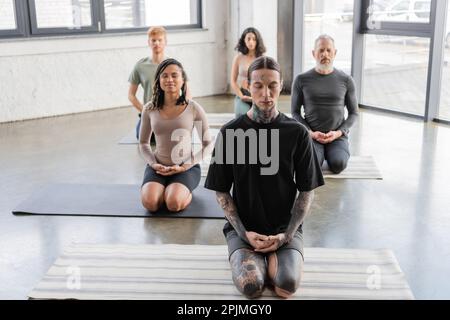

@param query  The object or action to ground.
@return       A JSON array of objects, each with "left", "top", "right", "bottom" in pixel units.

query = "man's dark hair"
[{"left": 247, "top": 56, "right": 282, "bottom": 84}]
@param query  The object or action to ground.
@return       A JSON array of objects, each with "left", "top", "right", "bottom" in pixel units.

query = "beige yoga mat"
[
  {"left": 29, "top": 244, "right": 413, "bottom": 300},
  {"left": 201, "top": 156, "right": 382, "bottom": 180},
  {"left": 321, "top": 156, "right": 382, "bottom": 179}
]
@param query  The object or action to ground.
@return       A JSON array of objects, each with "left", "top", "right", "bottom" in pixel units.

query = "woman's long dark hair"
[
  {"left": 150, "top": 58, "right": 188, "bottom": 110},
  {"left": 235, "top": 27, "right": 266, "bottom": 57}
]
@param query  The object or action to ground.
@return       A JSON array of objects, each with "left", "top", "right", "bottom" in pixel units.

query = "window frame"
[
  {"left": 360, "top": 0, "right": 435, "bottom": 38},
  {"left": 0, "top": 0, "right": 28, "bottom": 38},
  {"left": 99, "top": 0, "right": 203, "bottom": 34},
  {"left": 28, "top": 0, "right": 101, "bottom": 36},
  {"left": 357, "top": 0, "right": 449, "bottom": 121},
  {"left": 0, "top": 0, "right": 203, "bottom": 38}
]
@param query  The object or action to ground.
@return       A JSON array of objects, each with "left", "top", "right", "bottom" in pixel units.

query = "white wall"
[
  {"left": 226, "top": 0, "right": 278, "bottom": 92},
  {"left": 0, "top": 0, "right": 228, "bottom": 123}
]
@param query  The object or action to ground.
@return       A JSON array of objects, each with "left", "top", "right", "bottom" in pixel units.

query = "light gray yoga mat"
[
  {"left": 201, "top": 156, "right": 382, "bottom": 180},
  {"left": 12, "top": 184, "right": 224, "bottom": 219},
  {"left": 28, "top": 244, "right": 414, "bottom": 300},
  {"left": 118, "top": 130, "right": 139, "bottom": 145},
  {"left": 322, "top": 156, "right": 382, "bottom": 179}
]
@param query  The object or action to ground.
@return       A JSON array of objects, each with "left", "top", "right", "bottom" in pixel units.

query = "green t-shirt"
[{"left": 128, "top": 57, "right": 159, "bottom": 104}]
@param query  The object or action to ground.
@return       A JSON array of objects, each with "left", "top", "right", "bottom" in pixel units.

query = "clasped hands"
[
  {"left": 152, "top": 163, "right": 186, "bottom": 176},
  {"left": 311, "top": 130, "right": 342, "bottom": 144},
  {"left": 245, "top": 231, "right": 289, "bottom": 253}
]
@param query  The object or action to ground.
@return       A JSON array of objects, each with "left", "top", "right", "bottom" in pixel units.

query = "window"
[
  {"left": 0, "top": 0, "right": 27, "bottom": 37},
  {"left": 389, "top": 1, "right": 410, "bottom": 18},
  {"left": 33, "top": 0, "right": 93, "bottom": 29},
  {"left": 303, "top": 0, "right": 354, "bottom": 74},
  {"left": 0, "top": 0, "right": 202, "bottom": 38},
  {"left": 104, "top": 0, "right": 199, "bottom": 30},
  {"left": 362, "top": 0, "right": 433, "bottom": 37},
  {"left": 414, "top": 1, "right": 431, "bottom": 19},
  {"left": 362, "top": 34, "right": 430, "bottom": 116},
  {"left": 0, "top": 0, "right": 16, "bottom": 30},
  {"left": 438, "top": 6, "right": 450, "bottom": 121},
  {"left": 368, "top": 0, "right": 431, "bottom": 23}
]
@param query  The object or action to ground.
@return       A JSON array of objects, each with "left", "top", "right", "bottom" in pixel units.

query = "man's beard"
[{"left": 316, "top": 61, "right": 334, "bottom": 72}]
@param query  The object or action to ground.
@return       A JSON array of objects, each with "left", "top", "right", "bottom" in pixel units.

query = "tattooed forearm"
[
  {"left": 284, "top": 191, "right": 315, "bottom": 243},
  {"left": 216, "top": 192, "right": 249, "bottom": 243}
]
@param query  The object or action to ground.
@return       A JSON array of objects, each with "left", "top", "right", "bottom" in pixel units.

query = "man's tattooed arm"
[
  {"left": 216, "top": 192, "right": 249, "bottom": 243},
  {"left": 284, "top": 191, "right": 315, "bottom": 243}
]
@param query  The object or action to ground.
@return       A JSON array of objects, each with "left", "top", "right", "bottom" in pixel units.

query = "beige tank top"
[{"left": 237, "top": 61, "right": 249, "bottom": 88}]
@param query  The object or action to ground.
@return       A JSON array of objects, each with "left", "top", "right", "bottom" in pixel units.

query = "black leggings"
[{"left": 313, "top": 137, "right": 350, "bottom": 174}]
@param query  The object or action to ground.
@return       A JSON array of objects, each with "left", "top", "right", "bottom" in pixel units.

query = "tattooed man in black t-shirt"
[{"left": 205, "top": 57, "right": 324, "bottom": 299}]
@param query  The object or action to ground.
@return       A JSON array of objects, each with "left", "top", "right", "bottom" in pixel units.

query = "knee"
[
  {"left": 141, "top": 195, "right": 162, "bottom": 212},
  {"left": 273, "top": 274, "right": 301, "bottom": 299},
  {"left": 165, "top": 197, "right": 186, "bottom": 212},
  {"left": 240, "top": 277, "right": 265, "bottom": 299},
  {"left": 327, "top": 158, "right": 348, "bottom": 174}
]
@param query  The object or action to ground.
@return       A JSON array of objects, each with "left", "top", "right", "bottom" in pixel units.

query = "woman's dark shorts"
[{"left": 141, "top": 164, "right": 201, "bottom": 192}]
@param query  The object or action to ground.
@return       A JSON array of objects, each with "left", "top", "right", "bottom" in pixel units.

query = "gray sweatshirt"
[{"left": 291, "top": 68, "right": 359, "bottom": 137}]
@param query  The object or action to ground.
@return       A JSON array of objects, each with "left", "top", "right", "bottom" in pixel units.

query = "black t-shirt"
[{"left": 204, "top": 113, "right": 324, "bottom": 236}]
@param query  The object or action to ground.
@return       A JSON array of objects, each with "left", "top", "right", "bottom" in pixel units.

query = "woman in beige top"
[
  {"left": 230, "top": 27, "right": 266, "bottom": 117},
  {"left": 139, "top": 58, "right": 214, "bottom": 213}
]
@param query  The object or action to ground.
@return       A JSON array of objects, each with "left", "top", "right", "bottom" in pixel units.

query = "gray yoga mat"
[
  {"left": 118, "top": 130, "right": 138, "bottom": 144},
  {"left": 29, "top": 244, "right": 414, "bottom": 300},
  {"left": 12, "top": 183, "right": 224, "bottom": 219},
  {"left": 200, "top": 156, "right": 383, "bottom": 179},
  {"left": 321, "top": 156, "right": 383, "bottom": 179}
]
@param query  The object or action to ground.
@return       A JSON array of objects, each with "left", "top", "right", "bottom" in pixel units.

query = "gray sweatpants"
[{"left": 313, "top": 137, "right": 350, "bottom": 174}]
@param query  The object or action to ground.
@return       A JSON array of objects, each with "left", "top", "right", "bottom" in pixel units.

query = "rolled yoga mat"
[
  {"left": 12, "top": 184, "right": 224, "bottom": 219},
  {"left": 28, "top": 244, "right": 414, "bottom": 300}
]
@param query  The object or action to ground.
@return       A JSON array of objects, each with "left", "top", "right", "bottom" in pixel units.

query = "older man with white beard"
[{"left": 291, "top": 34, "right": 359, "bottom": 174}]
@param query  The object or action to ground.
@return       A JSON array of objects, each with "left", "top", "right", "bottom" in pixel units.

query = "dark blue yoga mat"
[{"left": 12, "top": 183, "right": 224, "bottom": 219}]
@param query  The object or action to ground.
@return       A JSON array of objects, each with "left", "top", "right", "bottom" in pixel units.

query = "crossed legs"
[{"left": 141, "top": 182, "right": 193, "bottom": 212}]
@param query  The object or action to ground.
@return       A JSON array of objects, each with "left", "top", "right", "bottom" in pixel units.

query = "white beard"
[{"left": 316, "top": 62, "right": 334, "bottom": 73}]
